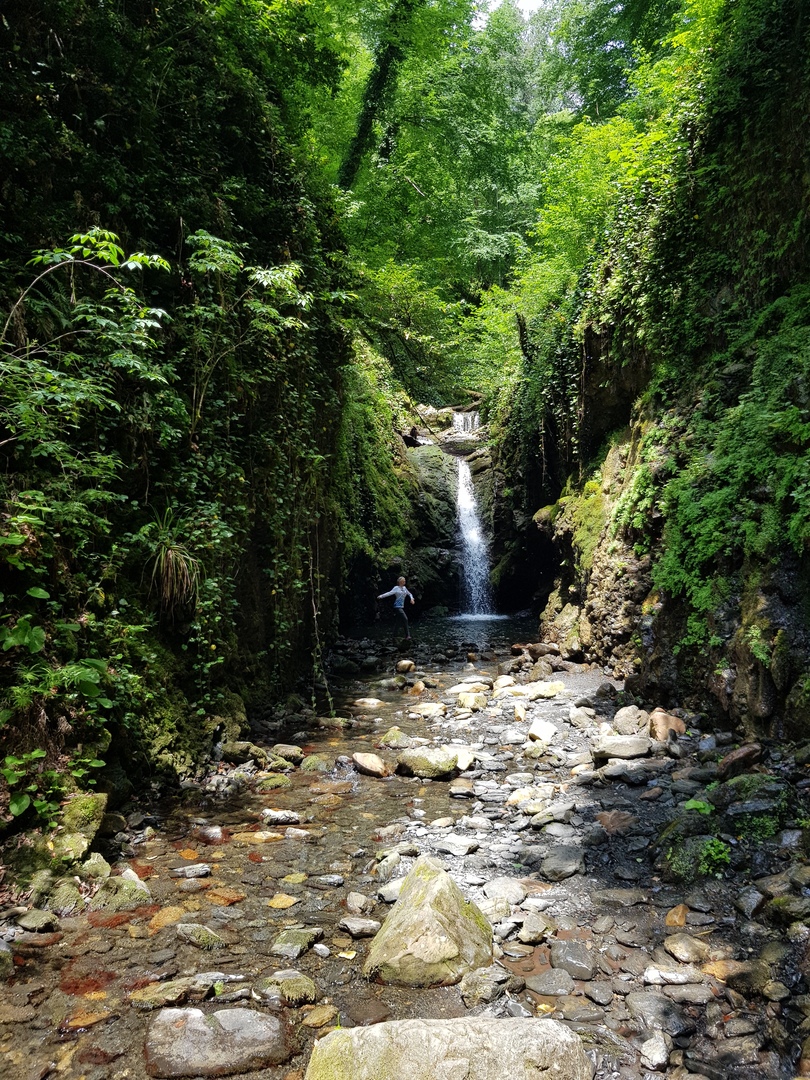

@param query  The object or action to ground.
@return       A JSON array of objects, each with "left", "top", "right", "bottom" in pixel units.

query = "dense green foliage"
[
  {"left": 436, "top": 0, "right": 810, "bottom": 673},
  {"left": 0, "top": 0, "right": 416, "bottom": 822}
]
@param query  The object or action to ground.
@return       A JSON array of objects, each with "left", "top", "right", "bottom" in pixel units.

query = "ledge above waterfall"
[{"left": 436, "top": 409, "right": 488, "bottom": 457}]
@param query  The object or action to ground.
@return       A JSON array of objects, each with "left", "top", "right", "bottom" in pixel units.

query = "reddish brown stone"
[
  {"left": 717, "top": 743, "right": 762, "bottom": 781},
  {"left": 14, "top": 932, "right": 63, "bottom": 947}
]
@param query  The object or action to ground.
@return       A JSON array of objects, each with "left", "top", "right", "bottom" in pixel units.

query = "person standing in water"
[{"left": 377, "top": 576, "right": 415, "bottom": 640}]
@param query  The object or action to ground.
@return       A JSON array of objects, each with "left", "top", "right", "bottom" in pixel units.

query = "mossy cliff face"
[
  {"left": 531, "top": 407, "right": 810, "bottom": 737},
  {"left": 0, "top": 4, "right": 425, "bottom": 803},
  {"left": 499, "top": 0, "right": 810, "bottom": 736},
  {"left": 535, "top": 430, "right": 654, "bottom": 678}
]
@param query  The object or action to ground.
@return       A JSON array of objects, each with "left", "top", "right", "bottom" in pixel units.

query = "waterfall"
[
  {"left": 456, "top": 458, "right": 494, "bottom": 615},
  {"left": 453, "top": 411, "right": 480, "bottom": 433}
]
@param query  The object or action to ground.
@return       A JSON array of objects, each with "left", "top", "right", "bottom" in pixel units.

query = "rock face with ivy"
[{"left": 533, "top": 434, "right": 655, "bottom": 678}]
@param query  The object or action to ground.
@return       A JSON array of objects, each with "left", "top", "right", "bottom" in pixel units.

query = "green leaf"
[
  {"left": 81, "top": 658, "right": 108, "bottom": 672},
  {"left": 26, "top": 587, "right": 51, "bottom": 599},
  {"left": 9, "top": 792, "right": 31, "bottom": 816},
  {"left": 78, "top": 681, "right": 101, "bottom": 699}
]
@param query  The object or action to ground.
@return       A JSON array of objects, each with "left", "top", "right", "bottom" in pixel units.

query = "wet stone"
[
  {"left": 175, "top": 924, "right": 225, "bottom": 951},
  {"left": 257, "top": 971, "right": 318, "bottom": 1006},
  {"left": 626, "top": 991, "right": 694, "bottom": 1037},
  {"left": 663, "top": 983, "right": 715, "bottom": 1005},
  {"left": 550, "top": 940, "right": 596, "bottom": 980},
  {"left": 584, "top": 981, "right": 613, "bottom": 1006},
  {"left": 144, "top": 1007, "right": 291, "bottom": 1077},
  {"left": 459, "top": 965, "right": 510, "bottom": 1006},
  {"left": 344, "top": 998, "right": 393, "bottom": 1026},
  {"left": 261, "top": 809, "right": 301, "bottom": 825},
  {"left": 540, "top": 846, "right": 584, "bottom": 881},
  {"left": 16, "top": 909, "right": 59, "bottom": 933},
  {"left": 664, "top": 933, "right": 710, "bottom": 964},
  {"left": 170, "top": 863, "right": 211, "bottom": 879},
  {"left": 525, "top": 967, "right": 575, "bottom": 995},
  {"left": 557, "top": 996, "right": 605, "bottom": 1022},
  {"left": 269, "top": 927, "right": 323, "bottom": 960}
]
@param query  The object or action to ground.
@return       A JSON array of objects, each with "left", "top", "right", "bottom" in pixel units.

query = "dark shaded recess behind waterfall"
[{"left": 340, "top": 424, "right": 557, "bottom": 636}]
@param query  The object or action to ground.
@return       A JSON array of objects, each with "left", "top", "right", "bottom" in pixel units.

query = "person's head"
[{"left": 397, "top": 576, "right": 406, "bottom": 586}]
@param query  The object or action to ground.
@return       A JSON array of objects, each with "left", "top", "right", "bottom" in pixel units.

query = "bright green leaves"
[
  {"left": 2, "top": 747, "right": 47, "bottom": 817},
  {"left": 27, "top": 227, "right": 170, "bottom": 274},
  {"left": 0, "top": 617, "right": 46, "bottom": 655}
]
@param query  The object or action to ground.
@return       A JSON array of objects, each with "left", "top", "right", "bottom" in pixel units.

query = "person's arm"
[
  {"left": 378, "top": 588, "right": 395, "bottom": 600},
  {"left": 407, "top": 589, "right": 415, "bottom": 604}
]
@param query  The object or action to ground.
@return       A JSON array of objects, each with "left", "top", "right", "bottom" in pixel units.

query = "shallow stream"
[{"left": 0, "top": 618, "right": 805, "bottom": 1080}]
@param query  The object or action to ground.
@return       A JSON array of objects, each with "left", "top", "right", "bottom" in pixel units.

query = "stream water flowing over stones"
[{"left": 2, "top": 622, "right": 810, "bottom": 1080}]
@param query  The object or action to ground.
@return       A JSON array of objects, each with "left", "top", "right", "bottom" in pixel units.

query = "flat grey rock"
[
  {"left": 337, "top": 916, "right": 381, "bottom": 938},
  {"left": 482, "top": 876, "right": 527, "bottom": 905},
  {"left": 592, "top": 735, "right": 652, "bottom": 761},
  {"left": 540, "top": 846, "right": 584, "bottom": 881},
  {"left": 550, "top": 939, "right": 596, "bottom": 980},
  {"left": 524, "top": 968, "right": 575, "bottom": 995},
  {"left": 303, "top": 1017, "right": 591, "bottom": 1080},
  {"left": 434, "top": 835, "right": 480, "bottom": 857},
  {"left": 626, "top": 991, "right": 694, "bottom": 1037},
  {"left": 145, "top": 1007, "right": 290, "bottom": 1077}
]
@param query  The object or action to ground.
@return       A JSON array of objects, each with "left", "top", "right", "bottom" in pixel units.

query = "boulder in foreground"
[
  {"left": 363, "top": 855, "right": 491, "bottom": 986},
  {"left": 145, "top": 1007, "right": 291, "bottom": 1077},
  {"left": 304, "top": 1017, "right": 591, "bottom": 1080}
]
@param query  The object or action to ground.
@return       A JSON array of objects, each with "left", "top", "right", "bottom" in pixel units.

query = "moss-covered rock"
[
  {"left": 377, "top": 726, "right": 414, "bottom": 749},
  {"left": 300, "top": 754, "right": 332, "bottom": 773},
  {"left": 87, "top": 873, "right": 151, "bottom": 912},
  {"left": 61, "top": 791, "right": 108, "bottom": 835},
  {"left": 396, "top": 747, "right": 458, "bottom": 779},
  {"left": 364, "top": 855, "right": 492, "bottom": 986},
  {"left": 256, "top": 972, "right": 318, "bottom": 1007},
  {"left": 304, "top": 1017, "right": 592, "bottom": 1080},
  {"left": 82, "top": 852, "right": 112, "bottom": 881},
  {"left": 176, "top": 923, "right": 226, "bottom": 950},
  {"left": 45, "top": 879, "right": 85, "bottom": 916},
  {"left": 255, "top": 774, "right": 292, "bottom": 792},
  {"left": 220, "top": 741, "right": 270, "bottom": 766}
]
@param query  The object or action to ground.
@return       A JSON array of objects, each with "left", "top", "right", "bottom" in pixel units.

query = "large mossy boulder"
[
  {"left": 304, "top": 1018, "right": 591, "bottom": 1080},
  {"left": 363, "top": 855, "right": 491, "bottom": 986},
  {"left": 396, "top": 747, "right": 458, "bottom": 779},
  {"left": 409, "top": 445, "right": 457, "bottom": 545}
]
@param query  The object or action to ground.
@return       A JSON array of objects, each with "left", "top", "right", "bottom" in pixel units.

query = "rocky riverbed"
[{"left": 2, "top": 629, "right": 810, "bottom": 1079}]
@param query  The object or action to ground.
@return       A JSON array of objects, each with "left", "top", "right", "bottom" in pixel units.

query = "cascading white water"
[
  {"left": 456, "top": 457, "right": 494, "bottom": 615},
  {"left": 453, "top": 411, "right": 480, "bottom": 434}
]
